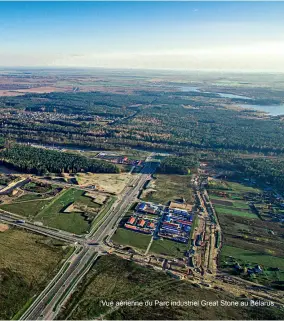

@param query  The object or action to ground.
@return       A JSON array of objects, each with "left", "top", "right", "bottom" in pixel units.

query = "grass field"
[
  {"left": 221, "top": 245, "right": 284, "bottom": 270},
  {"left": 142, "top": 174, "right": 194, "bottom": 205},
  {"left": 57, "top": 255, "right": 284, "bottom": 320},
  {"left": 35, "top": 189, "right": 98, "bottom": 234},
  {"left": 210, "top": 179, "right": 284, "bottom": 287},
  {"left": 214, "top": 205, "right": 257, "bottom": 219},
  {"left": 111, "top": 228, "right": 151, "bottom": 250},
  {"left": 14, "top": 194, "right": 48, "bottom": 201},
  {"left": 149, "top": 238, "right": 189, "bottom": 257},
  {"left": 211, "top": 198, "right": 249, "bottom": 209},
  {"left": 208, "top": 180, "right": 260, "bottom": 194},
  {"left": 221, "top": 245, "right": 284, "bottom": 286},
  {"left": 0, "top": 228, "right": 67, "bottom": 320},
  {"left": 0, "top": 199, "right": 50, "bottom": 218}
]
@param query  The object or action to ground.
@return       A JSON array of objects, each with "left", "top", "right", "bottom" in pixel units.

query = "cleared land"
[
  {"left": 75, "top": 172, "right": 136, "bottom": 194},
  {"left": 57, "top": 255, "right": 284, "bottom": 320},
  {"left": 0, "top": 228, "right": 67, "bottom": 320},
  {"left": 36, "top": 189, "right": 100, "bottom": 234},
  {"left": 111, "top": 228, "right": 151, "bottom": 251},
  {"left": 142, "top": 174, "right": 194, "bottom": 205}
]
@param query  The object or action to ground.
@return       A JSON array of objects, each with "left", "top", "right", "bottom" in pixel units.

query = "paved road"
[
  {"left": 0, "top": 210, "right": 83, "bottom": 244},
  {"left": 20, "top": 160, "right": 158, "bottom": 320}
]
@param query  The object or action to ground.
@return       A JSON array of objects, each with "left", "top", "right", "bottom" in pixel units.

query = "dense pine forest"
[
  {"left": 158, "top": 156, "right": 198, "bottom": 175},
  {"left": 0, "top": 144, "right": 119, "bottom": 175}
]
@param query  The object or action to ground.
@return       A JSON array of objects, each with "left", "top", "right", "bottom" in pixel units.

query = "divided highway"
[{"left": 18, "top": 160, "right": 158, "bottom": 320}]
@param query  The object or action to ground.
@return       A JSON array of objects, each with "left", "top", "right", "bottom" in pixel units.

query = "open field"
[
  {"left": 14, "top": 193, "right": 49, "bottom": 201},
  {"left": 208, "top": 180, "right": 260, "bottom": 194},
  {"left": 149, "top": 238, "right": 189, "bottom": 257},
  {"left": 211, "top": 179, "right": 284, "bottom": 286},
  {"left": 0, "top": 228, "right": 67, "bottom": 320},
  {"left": 214, "top": 205, "right": 257, "bottom": 219},
  {"left": 75, "top": 172, "right": 135, "bottom": 194},
  {"left": 142, "top": 174, "right": 194, "bottom": 205},
  {"left": 111, "top": 228, "right": 151, "bottom": 251},
  {"left": 221, "top": 245, "right": 284, "bottom": 270},
  {"left": 36, "top": 188, "right": 99, "bottom": 234},
  {"left": 211, "top": 198, "right": 249, "bottom": 209},
  {"left": 221, "top": 245, "right": 284, "bottom": 287},
  {"left": 0, "top": 199, "right": 50, "bottom": 218},
  {"left": 57, "top": 255, "right": 284, "bottom": 320}
]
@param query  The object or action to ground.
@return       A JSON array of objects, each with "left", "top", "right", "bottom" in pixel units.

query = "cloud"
[{"left": 47, "top": 41, "right": 284, "bottom": 71}]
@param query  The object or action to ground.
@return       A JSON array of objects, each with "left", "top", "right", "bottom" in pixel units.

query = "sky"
[{"left": 0, "top": 1, "right": 284, "bottom": 71}]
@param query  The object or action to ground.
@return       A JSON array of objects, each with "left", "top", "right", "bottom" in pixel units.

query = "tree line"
[
  {"left": 0, "top": 144, "right": 119, "bottom": 175},
  {"left": 158, "top": 156, "right": 198, "bottom": 175}
]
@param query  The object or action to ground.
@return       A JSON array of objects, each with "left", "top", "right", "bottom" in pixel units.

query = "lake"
[
  {"left": 239, "top": 104, "right": 284, "bottom": 116},
  {"left": 180, "top": 86, "right": 251, "bottom": 99},
  {"left": 179, "top": 85, "right": 284, "bottom": 116},
  {"left": 217, "top": 92, "right": 252, "bottom": 100}
]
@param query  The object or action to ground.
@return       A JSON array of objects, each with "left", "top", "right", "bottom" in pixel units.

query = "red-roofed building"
[
  {"left": 127, "top": 216, "right": 136, "bottom": 225},
  {"left": 137, "top": 219, "right": 146, "bottom": 227}
]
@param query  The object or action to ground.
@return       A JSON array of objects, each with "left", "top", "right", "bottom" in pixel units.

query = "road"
[
  {"left": 19, "top": 159, "right": 158, "bottom": 320},
  {"left": 0, "top": 210, "right": 83, "bottom": 244}
]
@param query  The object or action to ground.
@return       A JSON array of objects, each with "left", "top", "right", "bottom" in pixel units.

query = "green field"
[
  {"left": 149, "top": 238, "right": 189, "bottom": 257},
  {"left": 221, "top": 245, "right": 284, "bottom": 286},
  {"left": 14, "top": 194, "right": 49, "bottom": 201},
  {"left": 142, "top": 174, "right": 194, "bottom": 205},
  {"left": 221, "top": 245, "right": 284, "bottom": 270},
  {"left": 214, "top": 205, "right": 257, "bottom": 219},
  {"left": 0, "top": 199, "right": 50, "bottom": 218},
  {"left": 208, "top": 180, "right": 260, "bottom": 194},
  {"left": 210, "top": 179, "right": 284, "bottom": 287},
  {"left": 57, "top": 255, "right": 284, "bottom": 320},
  {"left": 0, "top": 228, "right": 67, "bottom": 320},
  {"left": 210, "top": 197, "right": 249, "bottom": 209},
  {"left": 111, "top": 228, "right": 151, "bottom": 250},
  {"left": 35, "top": 188, "right": 99, "bottom": 234}
]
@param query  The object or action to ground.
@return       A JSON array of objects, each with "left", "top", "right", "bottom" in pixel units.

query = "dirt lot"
[
  {"left": 75, "top": 172, "right": 136, "bottom": 194},
  {"left": 0, "top": 224, "right": 9, "bottom": 232}
]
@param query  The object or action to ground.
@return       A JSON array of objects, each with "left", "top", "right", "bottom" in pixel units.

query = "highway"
[
  {"left": 0, "top": 210, "right": 83, "bottom": 244},
  {"left": 19, "top": 159, "right": 158, "bottom": 320}
]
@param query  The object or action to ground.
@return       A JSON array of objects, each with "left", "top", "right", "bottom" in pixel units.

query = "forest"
[
  {"left": 158, "top": 156, "right": 198, "bottom": 175},
  {"left": 212, "top": 156, "right": 284, "bottom": 192},
  {"left": 0, "top": 144, "right": 119, "bottom": 175},
  {"left": 1, "top": 91, "right": 284, "bottom": 155}
]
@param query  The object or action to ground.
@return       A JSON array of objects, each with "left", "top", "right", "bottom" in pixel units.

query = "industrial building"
[
  {"left": 124, "top": 215, "right": 157, "bottom": 234},
  {"left": 158, "top": 207, "right": 193, "bottom": 243},
  {"left": 135, "top": 202, "right": 162, "bottom": 215},
  {"left": 124, "top": 201, "right": 193, "bottom": 244}
]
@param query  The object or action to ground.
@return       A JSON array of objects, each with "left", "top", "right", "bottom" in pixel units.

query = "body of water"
[
  {"left": 239, "top": 104, "right": 284, "bottom": 116},
  {"left": 179, "top": 85, "right": 284, "bottom": 116},
  {"left": 180, "top": 86, "right": 201, "bottom": 92},
  {"left": 217, "top": 92, "right": 252, "bottom": 100}
]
